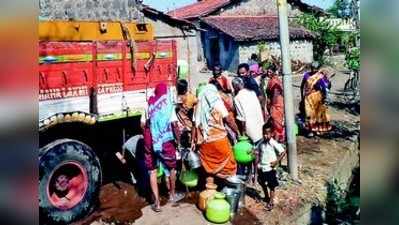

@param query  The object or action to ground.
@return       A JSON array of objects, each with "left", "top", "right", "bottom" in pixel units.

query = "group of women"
[{"left": 142, "top": 61, "right": 333, "bottom": 209}]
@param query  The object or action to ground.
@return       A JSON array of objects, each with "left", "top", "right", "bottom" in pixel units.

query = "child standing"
[{"left": 255, "top": 120, "right": 286, "bottom": 210}]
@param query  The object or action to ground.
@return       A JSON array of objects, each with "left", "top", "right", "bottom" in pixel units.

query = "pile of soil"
[{"left": 72, "top": 182, "right": 147, "bottom": 225}]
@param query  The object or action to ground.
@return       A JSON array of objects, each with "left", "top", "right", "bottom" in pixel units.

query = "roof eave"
[
  {"left": 142, "top": 4, "right": 199, "bottom": 30},
  {"left": 168, "top": 0, "right": 236, "bottom": 21}
]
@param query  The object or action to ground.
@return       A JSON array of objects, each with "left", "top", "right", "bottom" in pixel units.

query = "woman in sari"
[
  {"left": 301, "top": 69, "right": 332, "bottom": 135},
  {"left": 146, "top": 82, "right": 183, "bottom": 212},
  {"left": 265, "top": 65, "right": 285, "bottom": 143},
  {"left": 176, "top": 79, "right": 197, "bottom": 148},
  {"left": 193, "top": 84, "right": 239, "bottom": 179},
  {"left": 209, "top": 79, "right": 240, "bottom": 144}
]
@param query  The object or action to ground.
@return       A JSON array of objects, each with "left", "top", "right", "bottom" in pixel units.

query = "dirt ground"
[{"left": 74, "top": 56, "right": 360, "bottom": 225}]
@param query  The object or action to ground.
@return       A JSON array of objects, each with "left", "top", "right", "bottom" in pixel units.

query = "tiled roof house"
[
  {"left": 168, "top": 0, "right": 232, "bottom": 20},
  {"left": 168, "top": 0, "right": 322, "bottom": 71}
]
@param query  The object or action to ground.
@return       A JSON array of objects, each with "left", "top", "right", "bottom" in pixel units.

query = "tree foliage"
[
  {"left": 328, "top": 0, "right": 346, "bottom": 18},
  {"left": 345, "top": 47, "right": 360, "bottom": 72},
  {"left": 328, "top": 0, "right": 358, "bottom": 18},
  {"left": 296, "top": 13, "right": 340, "bottom": 64}
]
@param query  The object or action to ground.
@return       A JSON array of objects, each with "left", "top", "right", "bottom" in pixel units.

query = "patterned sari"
[
  {"left": 304, "top": 72, "right": 332, "bottom": 133},
  {"left": 148, "top": 83, "right": 175, "bottom": 152}
]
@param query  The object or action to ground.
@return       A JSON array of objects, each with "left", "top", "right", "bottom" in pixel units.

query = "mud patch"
[
  {"left": 72, "top": 182, "right": 147, "bottom": 225},
  {"left": 180, "top": 191, "right": 199, "bottom": 205}
]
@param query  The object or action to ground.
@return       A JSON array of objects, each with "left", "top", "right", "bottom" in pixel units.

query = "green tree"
[
  {"left": 328, "top": 0, "right": 347, "bottom": 17},
  {"left": 296, "top": 13, "right": 340, "bottom": 64},
  {"left": 328, "top": 0, "right": 359, "bottom": 20},
  {"left": 345, "top": 47, "right": 360, "bottom": 72}
]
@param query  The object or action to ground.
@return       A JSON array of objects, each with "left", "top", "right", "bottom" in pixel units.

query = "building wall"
[
  {"left": 202, "top": 30, "right": 239, "bottom": 72},
  {"left": 218, "top": 0, "right": 301, "bottom": 17},
  {"left": 219, "top": 35, "right": 240, "bottom": 72},
  {"left": 239, "top": 40, "right": 313, "bottom": 64},
  {"left": 326, "top": 18, "right": 357, "bottom": 32},
  {"left": 39, "top": 0, "right": 141, "bottom": 21},
  {"left": 145, "top": 16, "right": 203, "bottom": 76},
  {"left": 145, "top": 16, "right": 195, "bottom": 38}
]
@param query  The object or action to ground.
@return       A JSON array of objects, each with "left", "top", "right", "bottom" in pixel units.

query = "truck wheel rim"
[{"left": 47, "top": 161, "right": 89, "bottom": 210}]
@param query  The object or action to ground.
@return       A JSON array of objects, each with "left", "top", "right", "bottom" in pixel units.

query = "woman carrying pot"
[{"left": 192, "top": 84, "right": 239, "bottom": 179}]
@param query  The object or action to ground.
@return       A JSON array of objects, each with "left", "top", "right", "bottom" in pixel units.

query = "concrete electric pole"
[{"left": 277, "top": 0, "right": 298, "bottom": 180}]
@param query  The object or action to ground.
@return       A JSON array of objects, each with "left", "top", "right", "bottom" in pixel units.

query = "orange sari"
[
  {"left": 199, "top": 137, "right": 237, "bottom": 177},
  {"left": 266, "top": 76, "right": 285, "bottom": 143}
]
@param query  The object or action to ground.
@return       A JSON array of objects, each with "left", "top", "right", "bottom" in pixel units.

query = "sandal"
[
  {"left": 266, "top": 203, "right": 274, "bottom": 211},
  {"left": 169, "top": 192, "right": 185, "bottom": 203},
  {"left": 151, "top": 203, "right": 161, "bottom": 213}
]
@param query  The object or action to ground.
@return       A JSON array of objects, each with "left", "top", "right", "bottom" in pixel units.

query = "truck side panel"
[{"left": 39, "top": 40, "right": 177, "bottom": 124}]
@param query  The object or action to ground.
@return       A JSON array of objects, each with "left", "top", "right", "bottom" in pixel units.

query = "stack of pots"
[{"left": 198, "top": 177, "right": 217, "bottom": 211}]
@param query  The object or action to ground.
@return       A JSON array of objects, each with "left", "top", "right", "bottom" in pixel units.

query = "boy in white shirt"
[{"left": 255, "top": 120, "right": 286, "bottom": 210}]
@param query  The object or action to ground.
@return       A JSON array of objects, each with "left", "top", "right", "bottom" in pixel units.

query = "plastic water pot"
[
  {"left": 177, "top": 60, "right": 189, "bottom": 79},
  {"left": 205, "top": 192, "right": 230, "bottom": 224},
  {"left": 198, "top": 178, "right": 217, "bottom": 211},
  {"left": 196, "top": 83, "right": 207, "bottom": 97},
  {"left": 179, "top": 169, "right": 198, "bottom": 187},
  {"left": 233, "top": 136, "right": 254, "bottom": 164},
  {"left": 157, "top": 164, "right": 164, "bottom": 178},
  {"left": 294, "top": 122, "right": 299, "bottom": 136}
]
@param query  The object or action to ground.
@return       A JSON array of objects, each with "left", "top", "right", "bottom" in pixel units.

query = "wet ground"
[
  {"left": 74, "top": 121, "right": 358, "bottom": 225},
  {"left": 73, "top": 183, "right": 265, "bottom": 225},
  {"left": 71, "top": 182, "right": 146, "bottom": 225}
]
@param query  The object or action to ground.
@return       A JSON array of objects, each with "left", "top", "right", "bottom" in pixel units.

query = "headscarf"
[
  {"left": 194, "top": 84, "right": 223, "bottom": 140},
  {"left": 148, "top": 83, "right": 175, "bottom": 152}
]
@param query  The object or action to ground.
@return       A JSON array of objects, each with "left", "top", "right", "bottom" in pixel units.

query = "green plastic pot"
[
  {"left": 157, "top": 164, "right": 164, "bottom": 178},
  {"left": 179, "top": 169, "right": 198, "bottom": 187},
  {"left": 177, "top": 60, "right": 189, "bottom": 79},
  {"left": 294, "top": 122, "right": 299, "bottom": 136},
  {"left": 233, "top": 136, "right": 254, "bottom": 164},
  {"left": 196, "top": 83, "right": 207, "bottom": 97},
  {"left": 206, "top": 192, "right": 230, "bottom": 223}
]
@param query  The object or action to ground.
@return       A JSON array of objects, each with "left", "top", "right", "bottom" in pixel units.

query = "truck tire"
[{"left": 39, "top": 139, "right": 102, "bottom": 224}]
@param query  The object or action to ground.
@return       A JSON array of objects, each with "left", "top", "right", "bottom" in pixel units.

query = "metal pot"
[
  {"left": 184, "top": 149, "right": 201, "bottom": 169},
  {"left": 225, "top": 175, "right": 246, "bottom": 209},
  {"left": 222, "top": 187, "right": 241, "bottom": 216}
]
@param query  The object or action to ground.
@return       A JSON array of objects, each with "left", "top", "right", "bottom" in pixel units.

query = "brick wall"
[{"left": 39, "top": 0, "right": 142, "bottom": 21}]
